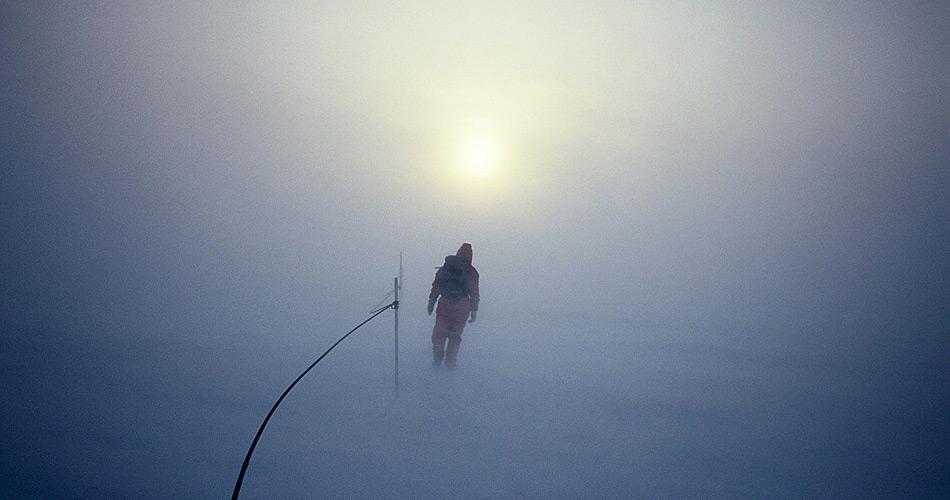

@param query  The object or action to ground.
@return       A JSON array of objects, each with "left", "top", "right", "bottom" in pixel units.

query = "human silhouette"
[{"left": 428, "top": 243, "right": 480, "bottom": 369}]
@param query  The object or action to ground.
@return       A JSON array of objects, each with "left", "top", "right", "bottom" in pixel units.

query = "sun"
[{"left": 458, "top": 135, "right": 501, "bottom": 181}]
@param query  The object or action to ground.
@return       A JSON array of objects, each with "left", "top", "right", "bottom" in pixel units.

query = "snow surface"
[{"left": 2, "top": 304, "right": 946, "bottom": 498}]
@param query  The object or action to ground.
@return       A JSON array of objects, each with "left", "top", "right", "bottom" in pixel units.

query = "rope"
[
  {"left": 368, "top": 280, "right": 402, "bottom": 313},
  {"left": 231, "top": 301, "right": 397, "bottom": 500},
  {"left": 368, "top": 289, "right": 395, "bottom": 313}
]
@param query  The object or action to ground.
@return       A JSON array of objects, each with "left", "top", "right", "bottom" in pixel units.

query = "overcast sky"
[
  {"left": 2, "top": 1, "right": 948, "bottom": 497},
  {"left": 4, "top": 1, "right": 947, "bottom": 331}
]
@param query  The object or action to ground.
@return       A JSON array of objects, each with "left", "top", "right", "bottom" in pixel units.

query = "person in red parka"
[{"left": 428, "top": 243, "right": 480, "bottom": 369}]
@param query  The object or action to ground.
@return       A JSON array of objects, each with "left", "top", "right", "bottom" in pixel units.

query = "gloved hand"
[
  {"left": 427, "top": 298, "right": 436, "bottom": 315},
  {"left": 468, "top": 310, "right": 477, "bottom": 323}
]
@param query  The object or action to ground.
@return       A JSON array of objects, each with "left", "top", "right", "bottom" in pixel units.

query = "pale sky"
[{"left": 7, "top": 1, "right": 944, "bottom": 328}]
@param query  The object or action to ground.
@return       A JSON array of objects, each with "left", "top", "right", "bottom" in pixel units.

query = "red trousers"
[{"left": 432, "top": 297, "right": 471, "bottom": 368}]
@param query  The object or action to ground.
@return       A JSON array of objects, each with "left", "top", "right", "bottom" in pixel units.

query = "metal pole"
[{"left": 393, "top": 276, "right": 399, "bottom": 396}]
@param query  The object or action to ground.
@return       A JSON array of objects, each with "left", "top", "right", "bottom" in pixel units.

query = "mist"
[{"left": 2, "top": 1, "right": 948, "bottom": 498}]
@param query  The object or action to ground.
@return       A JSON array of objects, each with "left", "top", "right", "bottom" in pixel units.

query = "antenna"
[
  {"left": 393, "top": 275, "right": 399, "bottom": 396},
  {"left": 393, "top": 252, "right": 403, "bottom": 396}
]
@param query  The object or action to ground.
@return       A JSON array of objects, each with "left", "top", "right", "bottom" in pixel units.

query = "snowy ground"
[{"left": 2, "top": 307, "right": 947, "bottom": 498}]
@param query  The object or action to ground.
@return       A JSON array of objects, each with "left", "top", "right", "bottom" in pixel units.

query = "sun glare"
[{"left": 458, "top": 135, "right": 501, "bottom": 181}]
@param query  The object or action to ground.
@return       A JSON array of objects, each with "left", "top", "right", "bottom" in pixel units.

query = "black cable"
[{"left": 231, "top": 302, "right": 397, "bottom": 500}]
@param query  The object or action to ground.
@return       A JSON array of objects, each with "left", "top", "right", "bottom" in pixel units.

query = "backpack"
[{"left": 439, "top": 255, "right": 471, "bottom": 299}]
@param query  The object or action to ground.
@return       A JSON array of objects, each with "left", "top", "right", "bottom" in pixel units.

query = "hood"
[{"left": 456, "top": 243, "right": 473, "bottom": 263}]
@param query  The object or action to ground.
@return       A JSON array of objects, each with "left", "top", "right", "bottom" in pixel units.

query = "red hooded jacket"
[{"left": 429, "top": 243, "right": 480, "bottom": 311}]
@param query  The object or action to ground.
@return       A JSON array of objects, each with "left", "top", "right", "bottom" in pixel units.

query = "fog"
[{"left": 2, "top": 1, "right": 948, "bottom": 498}]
